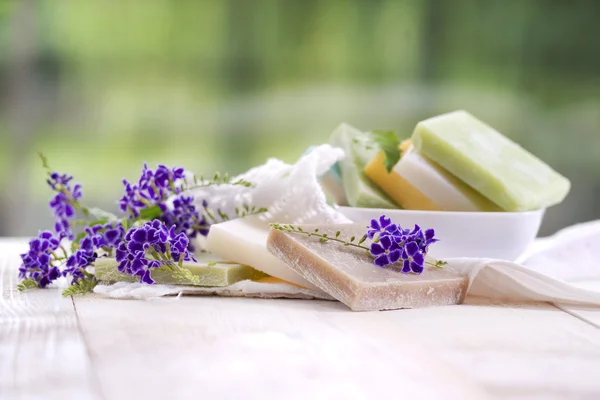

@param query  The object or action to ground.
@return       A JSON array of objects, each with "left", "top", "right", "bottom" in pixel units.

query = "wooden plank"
[
  {"left": 557, "top": 280, "right": 600, "bottom": 329},
  {"left": 72, "top": 294, "right": 491, "bottom": 399},
  {"left": 373, "top": 296, "right": 600, "bottom": 399},
  {"left": 72, "top": 292, "right": 600, "bottom": 399},
  {"left": 4, "top": 234, "right": 600, "bottom": 399},
  {"left": 0, "top": 240, "right": 102, "bottom": 400}
]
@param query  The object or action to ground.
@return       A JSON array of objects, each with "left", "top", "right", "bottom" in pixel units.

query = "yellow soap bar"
[{"left": 364, "top": 151, "right": 442, "bottom": 211}]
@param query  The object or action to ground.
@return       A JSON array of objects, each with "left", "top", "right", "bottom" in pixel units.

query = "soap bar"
[
  {"left": 267, "top": 223, "right": 468, "bottom": 311},
  {"left": 364, "top": 149, "right": 441, "bottom": 211},
  {"left": 206, "top": 216, "right": 322, "bottom": 290},
  {"left": 94, "top": 254, "right": 266, "bottom": 286},
  {"left": 412, "top": 110, "right": 571, "bottom": 212},
  {"left": 366, "top": 144, "right": 501, "bottom": 211},
  {"left": 329, "top": 123, "right": 397, "bottom": 209}
]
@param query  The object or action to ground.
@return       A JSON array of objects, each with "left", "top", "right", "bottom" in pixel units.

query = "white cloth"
[
  {"left": 94, "top": 280, "right": 333, "bottom": 301},
  {"left": 94, "top": 145, "right": 600, "bottom": 307}
]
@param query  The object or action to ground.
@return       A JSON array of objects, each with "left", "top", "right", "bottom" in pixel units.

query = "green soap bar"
[
  {"left": 94, "top": 256, "right": 267, "bottom": 287},
  {"left": 411, "top": 110, "right": 571, "bottom": 212},
  {"left": 329, "top": 123, "right": 398, "bottom": 209}
]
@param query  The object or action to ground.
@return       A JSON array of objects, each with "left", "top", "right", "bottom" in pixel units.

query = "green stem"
[
  {"left": 426, "top": 260, "right": 447, "bottom": 268},
  {"left": 271, "top": 224, "right": 370, "bottom": 251},
  {"left": 60, "top": 246, "right": 69, "bottom": 259}
]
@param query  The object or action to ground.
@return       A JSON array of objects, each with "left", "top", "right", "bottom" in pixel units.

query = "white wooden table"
[{"left": 2, "top": 239, "right": 600, "bottom": 400}]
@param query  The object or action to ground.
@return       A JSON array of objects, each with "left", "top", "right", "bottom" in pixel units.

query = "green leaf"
[
  {"left": 17, "top": 278, "right": 38, "bottom": 291},
  {"left": 38, "top": 152, "right": 50, "bottom": 170},
  {"left": 62, "top": 278, "right": 97, "bottom": 297},
  {"left": 369, "top": 130, "right": 401, "bottom": 172},
  {"left": 138, "top": 205, "right": 163, "bottom": 220}
]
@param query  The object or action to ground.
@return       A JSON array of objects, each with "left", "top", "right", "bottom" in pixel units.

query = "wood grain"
[
  {"left": 72, "top": 294, "right": 490, "bottom": 399},
  {"left": 2, "top": 238, "right": 600, "bottom": 400},
  {"left": 558, "top": 280, "right": 600, "bottom": 329},
  {"left": 0, "top": 240, "right": 102, "bottom": 400}
]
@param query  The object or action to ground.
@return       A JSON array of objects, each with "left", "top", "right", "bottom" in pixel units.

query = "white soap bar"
[
  {"left": 206, "top": 216, "right": 320, "bottom": 290},
  {"left": 394, "top": 145, "right": 501, "bottom": 212}
]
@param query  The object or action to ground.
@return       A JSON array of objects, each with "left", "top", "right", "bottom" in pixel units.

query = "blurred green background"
[{"left": 0, "top": 0, "right": 599, "bottom": 237}]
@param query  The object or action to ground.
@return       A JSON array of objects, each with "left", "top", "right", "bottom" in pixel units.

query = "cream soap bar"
[
  {"left": 412, "top": 110, "right": 571, "bottom": 212},
  {"left": 267, "top": 224, "right": 468, "bottom": 311},
  {"left": 94, "top": 255, "right": 266, "bottom": 286},
  {"left": 206, "top": 216, "right": 321, "bottom": 290},
  {"left": 364, "top": 150, "right": 440, "bottom": 210},
  {"left": 329, "top": 123, "right": 397, "bottom": 209},
  {"left": 393, "top": 145, "right": 501, "bottom": 211}
]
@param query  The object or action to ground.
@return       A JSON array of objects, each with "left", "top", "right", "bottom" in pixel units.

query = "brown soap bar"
[{"left": 267, "top": 223, "right": 468, "bottom": 311}]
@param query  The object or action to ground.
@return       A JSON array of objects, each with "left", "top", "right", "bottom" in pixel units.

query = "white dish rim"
[{"left": 335, "top": 205, "right": 545, "bottom": 218}]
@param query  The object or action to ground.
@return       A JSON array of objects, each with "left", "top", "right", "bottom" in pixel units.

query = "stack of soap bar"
[
  {"left": 365, "top": 144, "right": 501, "bottom": 211},
  {"left": 329, "top": 123, "right": 397, "bottom": 209},
  {"left": 94, "top": 255, "right": 266, "bottom": 286},
  {"left": 364, "top": 147, "right": 441, "bottom": 211},
  {"left": 206, "top": 216, "right": 322, "bottom": 291},
  {"left": 412, "top": 110, "right": 571, "bottom": 212},
  {"left": 267, "top": 224, "right": 468, "bottom": 311}
]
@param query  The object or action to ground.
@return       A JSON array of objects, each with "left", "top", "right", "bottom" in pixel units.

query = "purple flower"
[
  {"left": 369, "top": 235, "right": 401, "bottom": 267},
  {"left": 65, "top": 236, "right": 98, "bottom": 282},
  {"left": 84, "top": 222, "right": 125, "bottom": 249},
  {"left": 47, "top": 172, "right": 83, "bottom": 240},
  {"left": 366, "top": 215, "right": 440, "bottom": 274},
  {"left": 159, "top": 195, "right": 209, "bottom": 251},
  {"left": 367, "top": 215, "right": 398, "bottom": 239},
  {"left": 401, "top": 241, "right": 425, "bottom": 274},
  {"left": 116, "top": 220, "right": 196, "bottom": 284},
  {"left": 19, "top": 231, "right": 62, "bottom": 288},
  {"left": 119, "top": 164, "right": 187, "bottom": 217}
]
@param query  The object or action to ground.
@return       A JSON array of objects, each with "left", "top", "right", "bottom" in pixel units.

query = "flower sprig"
[
  {"left": 270, "top": 215, "right": 447, "bottom": 274},
  {"left": 119, "top": 164, "right": 265, "bottom": 250},
  {"left": 18, "top": 156, "right": 265, "bottom": 294},
  {"left": 39, "top": 153, "right": 88, "bottom": 240},
  {"left": 270, "top": 223, "right": 369, "bottom": 250},
  {"left": 115, "top": 220, "right": 197, "bottom": 284},
  {"left": 184, "top": 172, "right": 254, "bottom": 190}
]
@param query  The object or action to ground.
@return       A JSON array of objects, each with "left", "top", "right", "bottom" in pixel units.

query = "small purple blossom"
[
  {"left": 366, "top": 215, "right": 439, "bottom": 273},
  {"left": 19, "top": 231, "right": 62, "bottom": 288},
  {"left": 369, "top": 234, "right": 402, "bottom": 267},
  {"left": 160, "top": 196, "right": 209, "bottom": 251},
  {"left": 119, "top": 164, "right": 187, "bottom": 217},
  {"left": 116, "top": 220, "right": 196, "bottom": 284},
  {"left": 65, "top": 236, "right": 97, "bottom": 281},
  {"left": 401, "top": 241, "right": 425, "bottom": 274},
  {"left": 47, "top": 172, "right": 83, "bottom": 240},
  {"left": 367, "top": 215, "right": 398, "bottom": 239},
  {"left": 84, "top": 222, "right": 125, "bottom": 250}
]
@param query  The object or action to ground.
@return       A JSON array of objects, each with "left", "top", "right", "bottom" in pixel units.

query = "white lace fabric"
[{"left": 94, "top": 145, "right": 600, "bottom": 307}]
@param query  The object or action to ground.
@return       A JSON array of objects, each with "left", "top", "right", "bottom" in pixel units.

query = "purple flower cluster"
[
  {"left": 48, "top": 172, "right": 83, "bottom": 239},
  {"left": 368, "top": 215, "right": 438, "bottom": 273},
  {"left": 19, "top": 231, "right": 62, "bottom": 288},
  {"left": 84, "top": 222, "right": 125, "bottom": 250},
  {"left": 65, "top": 236, "right": 97, "bottom": 281},
  {"left": 64, "top": 222, "right": 125, "bottom": 282},
  {"left": 116, "top": 220, "right": 196, "bottom": 284},
  {"left": 119, "top": 164, "right": 186, "bottom": 217},
  {"left": 160, "top": 197, "right": 209, "bottom": 246}
]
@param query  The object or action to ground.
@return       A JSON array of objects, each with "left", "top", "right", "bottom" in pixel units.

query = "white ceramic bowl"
[{"left": 336, "top": 206, "right": 545, "bottom": 261}]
